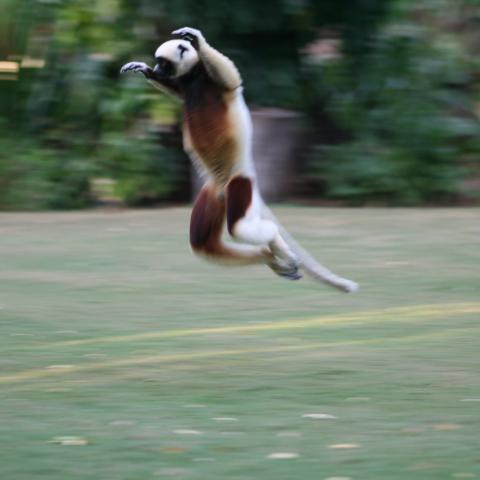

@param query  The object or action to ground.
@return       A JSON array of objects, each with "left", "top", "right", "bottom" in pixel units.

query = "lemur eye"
[
  {"left": 158, "top": 58, "right": 170, "bottom": 69},
  {"left": 154, "top": 57, "right": 174, "bottom": 77},
  {"left": 178, "top": 44, "right": 188, "bottom": 59}
]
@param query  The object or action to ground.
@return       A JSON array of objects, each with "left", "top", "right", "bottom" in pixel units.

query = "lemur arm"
[
  {"left": 172, "top": 27, "right": 242, "bottom": 91},
  {"left": 148, "top": 77, "right": 182, "bottom": 101},
  {"left": 120, "top": 62, "right": 182, "bottom": 100}
]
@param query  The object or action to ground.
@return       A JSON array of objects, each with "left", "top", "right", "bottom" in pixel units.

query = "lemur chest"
[{"left": 182, "top": 76, "right": 239, "bottom": 184}]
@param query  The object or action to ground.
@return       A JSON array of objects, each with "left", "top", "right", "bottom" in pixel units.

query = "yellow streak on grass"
[
  {"left": 51, "top": 302, "right": 480, "bottom": 347},
  {"left": 0, "top": 326, "right": 476, "bottom": 384}
]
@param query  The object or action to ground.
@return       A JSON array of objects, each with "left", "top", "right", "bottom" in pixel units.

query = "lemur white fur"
[{"left": 121, "top": 27, "right": 358, "bottom": 292}]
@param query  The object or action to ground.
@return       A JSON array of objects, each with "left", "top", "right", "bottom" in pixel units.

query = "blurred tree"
[
  {"left": 306, "top": 0, "right": 480, "bottom": 204},
  {"left": 0, "top": 0, "right": 478, "bottom": 208},
  {"left": 0, "top": 0, "right": 393, "bottom": 209}
]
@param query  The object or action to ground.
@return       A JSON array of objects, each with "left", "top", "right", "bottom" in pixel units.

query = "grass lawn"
[{"left": 0, "top": 206, "right": 479, "bottom": 480}]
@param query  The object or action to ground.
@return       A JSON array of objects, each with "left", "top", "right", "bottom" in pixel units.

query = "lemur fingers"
[
  {"left": 171, "top": 27, "right": 205, "bottom": 50},
  {"left": 120, "top": 61, "right": 152, "bottom": 77}
]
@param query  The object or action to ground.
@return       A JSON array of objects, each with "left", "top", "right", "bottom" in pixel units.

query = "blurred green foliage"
[
  {"left": 307, "top": 0, "right": 480, "bottom": 204},
  {"left": 0, "top": 0, "right": 478, "bottom": 209},
  {"left": 0, "top": 137, "right": 92, "bottom": 210}
]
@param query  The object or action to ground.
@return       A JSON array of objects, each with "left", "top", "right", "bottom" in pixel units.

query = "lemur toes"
[{"left": 268, "top": 258, "right": 302, "bottom": 281}]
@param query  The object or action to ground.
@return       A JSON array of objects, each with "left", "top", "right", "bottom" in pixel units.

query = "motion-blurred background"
[
  {"left": 1, "top": 0, "right": 479, "bottom": 209},
  {"left": 2, "top": 3, "right": 480, "bottom": 479}
]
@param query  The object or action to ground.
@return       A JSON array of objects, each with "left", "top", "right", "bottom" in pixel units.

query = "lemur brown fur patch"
[
  {"left": 182, "top": 64, "right": 236, "bottom": 184},
  {"left": 226, "top": 176, "right": 252, "bottom": 236},
  {"left": 190, "top": 184, "right": 226, "bottom": 254}
]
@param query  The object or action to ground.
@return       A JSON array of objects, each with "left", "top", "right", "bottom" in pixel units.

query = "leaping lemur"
[{"left": 121, "top": 27, "right": 358, "bottom": 292}]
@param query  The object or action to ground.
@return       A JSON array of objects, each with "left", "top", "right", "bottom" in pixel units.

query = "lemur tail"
[{"left": 262, "top": 204, "right": 359, "bottom": 293}]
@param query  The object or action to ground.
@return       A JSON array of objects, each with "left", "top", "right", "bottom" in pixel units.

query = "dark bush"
[
  {"left": 307, "top": 18, "right": 479, "bottom": 205},
  {"left": 0, "top": 138, "right": 93, "bottom": 210}
]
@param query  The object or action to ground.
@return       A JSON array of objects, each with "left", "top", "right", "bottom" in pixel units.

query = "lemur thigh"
[
  {"left": 225, "top": 177, "right": 297, "bottom": 263},
  {"left": 190, "top": 184, "right": 271, "bottom": 266}
]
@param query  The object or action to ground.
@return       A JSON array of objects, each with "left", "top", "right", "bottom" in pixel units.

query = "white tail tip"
[{"left": 338, "top": 279, "right": 359, "bottom": 293}]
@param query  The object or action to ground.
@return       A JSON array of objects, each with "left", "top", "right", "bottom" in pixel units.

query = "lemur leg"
[
  {"left": 225, "top": 176, "right": 301, "bottom": 280},
  {"left": 190, "top": 183, "right": 271, "bottom": 266},
  {"left": 172, "top": 27, "right": 242, "bottom": 90}
]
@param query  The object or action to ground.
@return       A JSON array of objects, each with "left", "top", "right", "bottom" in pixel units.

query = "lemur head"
[{"left": 154, "top": 39, "right": 199, "bottom": 79}]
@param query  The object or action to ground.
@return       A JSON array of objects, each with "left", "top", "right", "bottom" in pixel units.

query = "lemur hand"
[
  {"left": 171, "top": 27, "right": 205, "bottom": 50},
  {"left": 120, "top": 61, "right": 153, "bottom": 78}
]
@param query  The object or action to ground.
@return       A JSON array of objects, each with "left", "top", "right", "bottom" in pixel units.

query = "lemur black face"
[{"left": 154, "top": 56, "right": 175, "bottom": 78}]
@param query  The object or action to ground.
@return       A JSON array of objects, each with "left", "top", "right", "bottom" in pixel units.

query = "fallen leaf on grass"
[
  {"left": 110, "top": 420, "right": 136, "bottom": 427},
  {"left": 410, "top": 461, "right": 438, "bottom": 470},
  {"left": 267, "top": 452, "right": 299, "bottom": 459},
  {"left": 161, "top": 447, "right": 187, "bottom": 453},
  {"left": 401, "top": 427, "right": 424, "bottom": 434},
  {"left": 328, "top": 444, "right": 359, "bottom": 450},
  {"left": 48, "top": 436, "right": 89, "bottom": 446},
  {"left": 173, "top": 429, "right": 203, "bottom": 435},
  {"left": 303, "top": 413, "right": 336, "bottom": 419},
  {"left": 432, "top": 423, "right": 462, "bottom": 431},
  {"left": 154, "top": 468, "right": 190, "bottom": 476}
]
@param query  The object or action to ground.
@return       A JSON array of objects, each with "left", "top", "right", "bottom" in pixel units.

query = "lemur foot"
[
  {"left": 120, "top": 61, "right": 152, "bottom": 77},
  {"left": 171, "top": 27, "right": 205, "bottom": 50},
  {"left": 268, "top": 257, "right": 302, "bottom": 281}
]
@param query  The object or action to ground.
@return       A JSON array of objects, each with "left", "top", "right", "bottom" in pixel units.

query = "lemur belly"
[{"left": 184, "top": 108, "right": 236, "bottom": 184}]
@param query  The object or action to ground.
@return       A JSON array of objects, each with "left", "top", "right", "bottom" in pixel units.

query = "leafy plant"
[
  {"left": 307, "top": 6, "right": 479, "bottom": 205},
  {"left": 100, "top": 132, "right": 181, "bottom": 206},
  {"left": 0, "top": 137, "right": 93, "bottom": 210}
]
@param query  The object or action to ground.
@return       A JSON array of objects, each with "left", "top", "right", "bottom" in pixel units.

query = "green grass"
[{"left": 0, "top": 207, "right": 479, "bottom": 480}]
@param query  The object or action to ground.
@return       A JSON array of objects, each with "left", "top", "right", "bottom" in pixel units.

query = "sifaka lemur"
[{"left": 121, "top": 27, "right": 358, "bottom": 292}]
